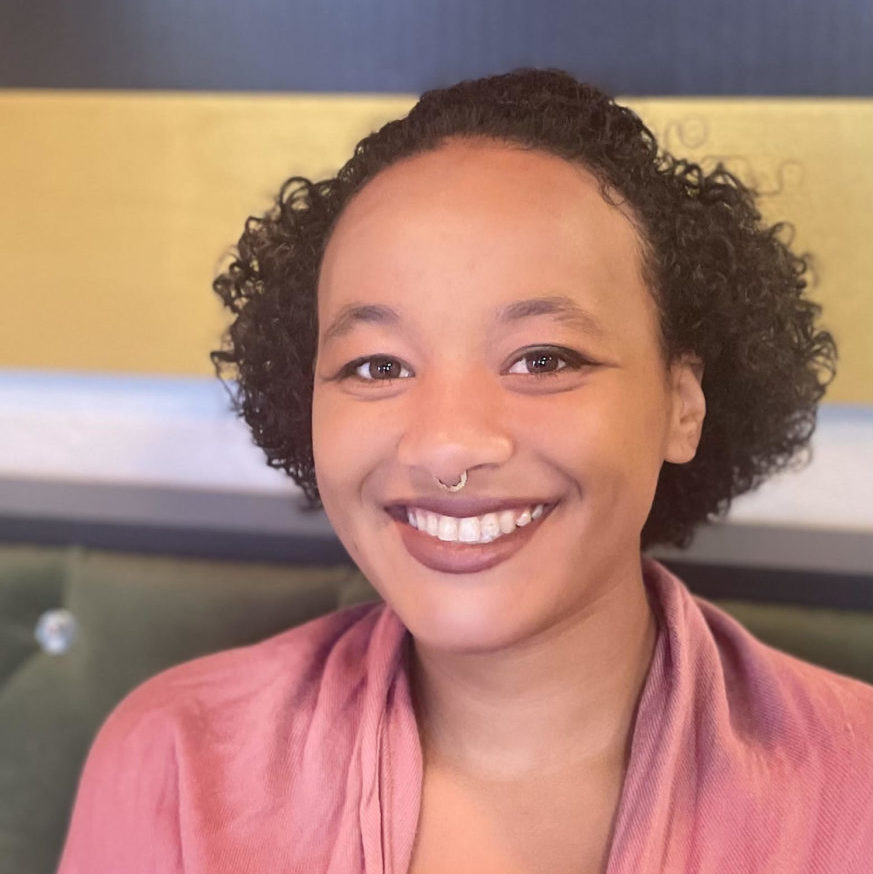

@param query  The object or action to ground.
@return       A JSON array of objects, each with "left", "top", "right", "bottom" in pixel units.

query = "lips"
[{"left": 388, "top": 501, "right": 556, "bottom": 574}]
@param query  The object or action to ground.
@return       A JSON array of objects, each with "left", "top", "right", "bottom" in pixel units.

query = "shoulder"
[
  {"left": 694, "top": 587, "right": 873, "bottom": 712},
  {"left": 640, "top": 559, "right": 873, "bottom": 870},
  {"left": 697, "top": 593, "right": 873, "bottom": 854},
  {"left": 646, "top": 558, "right": 873, "bottom": 763},
  {"left": 697, "top": 593, "right": 873, "bottom": 751},
  {"left": 106, "top": 600, "right": 390, "bottom": 735},
  {"left": 58, "top": 602, "right": 396, "bottom": 872}
]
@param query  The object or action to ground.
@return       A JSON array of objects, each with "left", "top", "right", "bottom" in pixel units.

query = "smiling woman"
[
  {"left": 311, "top": 141, "right": 704, "bottom": 658},
  {"left": 57, "top": 70, "right": 873, "bottom": 874}
]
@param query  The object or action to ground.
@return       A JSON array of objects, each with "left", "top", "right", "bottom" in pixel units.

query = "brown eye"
[
  {"left": 507, "top": 351, "right": 569, "bottom": 375},
  {"left": 528, "top": 352, "right": 564, "bottom": 373},
  {"left": 353, "top": 357, "right": 412, "bottom": 381},
  {"left": 505, "top": 346, "right": 596, "bottom": 378}
]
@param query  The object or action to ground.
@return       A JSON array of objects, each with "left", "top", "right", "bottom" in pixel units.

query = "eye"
[
  {"left": 344, "top": 356, "right": 413, "bottom": 382},
  {"left": 506, "top": 347, "right": 589, "bottom": 376}
]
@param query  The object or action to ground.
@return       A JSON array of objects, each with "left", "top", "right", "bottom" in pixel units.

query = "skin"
[{"left": 312, "top": 140, "right": 705, "bottom": 868}]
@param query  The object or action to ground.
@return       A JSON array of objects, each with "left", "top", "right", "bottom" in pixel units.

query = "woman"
[{"left": 59, "top": 69, "right": 872, "bottom": 873}]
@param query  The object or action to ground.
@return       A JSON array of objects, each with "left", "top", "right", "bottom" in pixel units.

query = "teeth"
[
  {"left": 437, "top": 515, "right": 459, "bottom": 541},
  {"left": 425, "top": 512, "right": 439, "bottom": 537},
  {"left": 407, "top": 504, "right": 546, "bottom": 543},
  {"left": 458, "top": 517, "right": 480, "bottom": 543},
  {"left": 498, "top": 510, "right": 516, "bottom": 534},
  {"left": 414, "top": 509, "right": 428, "bottom": 532},
  {"left": 479, "top": 513, "right": 501, "bottom": 543}
]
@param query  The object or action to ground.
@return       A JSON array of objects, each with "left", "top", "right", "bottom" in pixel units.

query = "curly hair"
[{"left": 212, "top": 68, "right": 836, "bottom": 549}]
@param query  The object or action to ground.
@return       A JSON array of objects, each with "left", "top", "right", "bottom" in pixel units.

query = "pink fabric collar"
[
  {"left": 58, "top": 559, "right": 873, "bottom": 873},
  {"left": 373, "top": 559, "right": 873, "bottom": 873}
]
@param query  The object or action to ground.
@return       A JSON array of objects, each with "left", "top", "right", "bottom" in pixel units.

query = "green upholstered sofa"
[{"left": 2, "top": 541, "right": 872, "bottom": 874}]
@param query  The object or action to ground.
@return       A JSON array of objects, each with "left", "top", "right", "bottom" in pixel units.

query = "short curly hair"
[{"left": 212, "top": 68, "right": 836, "bottom": 549}]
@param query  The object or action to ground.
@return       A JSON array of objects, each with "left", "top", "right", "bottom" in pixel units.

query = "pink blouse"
[{"left": 57, "top": 559, "right": 873, "bottom": 873}]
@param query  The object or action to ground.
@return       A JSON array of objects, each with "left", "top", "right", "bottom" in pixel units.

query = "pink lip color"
[{"left": 394, "top": 510, "right": 550, "bottom": 574}]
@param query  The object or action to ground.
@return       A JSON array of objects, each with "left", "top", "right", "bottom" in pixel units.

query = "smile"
[
  {"left": 405, "top": 504, "right": 546, "bottom": 543},
  {"left": 387, "top": 500, "right": 557, "bottom": 574}
]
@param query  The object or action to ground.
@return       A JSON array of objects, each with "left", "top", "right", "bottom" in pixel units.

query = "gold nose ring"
[{"left": 435, "top": 471, "right": 467, "bottom": 492}]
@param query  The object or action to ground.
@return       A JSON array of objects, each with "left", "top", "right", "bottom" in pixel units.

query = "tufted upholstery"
[
  {"left": 0, "top": 542, "right": 871, "bottom": 874},
  {"left": 0, "top": 543, "right": 377, "bottom": 874}
]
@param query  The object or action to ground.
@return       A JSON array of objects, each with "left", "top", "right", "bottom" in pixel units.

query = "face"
[{"left": 312, "top": 141, "right": 704, "bottom": 653}]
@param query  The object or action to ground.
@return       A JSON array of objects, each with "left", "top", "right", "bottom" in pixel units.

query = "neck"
[{"left": 409, "top": 561, "right": 658, "bottom": 782}]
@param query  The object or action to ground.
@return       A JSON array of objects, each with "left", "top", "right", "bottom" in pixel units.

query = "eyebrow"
[
  {"left": 321, "top": 303, "right": 400, "bottom": 346},
  {"left": 496, "top": 296, "right": 608, "bottom": 337},
  {"left": 320, "top": 295, "right": 608, "bottom": 346}
]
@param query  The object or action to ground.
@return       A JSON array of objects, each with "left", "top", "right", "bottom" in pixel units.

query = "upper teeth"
[{"left": 406, "top": 504, "right": 545, "bottom": 544}]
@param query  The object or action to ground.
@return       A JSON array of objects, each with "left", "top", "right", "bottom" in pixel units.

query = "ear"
[{"left": 664, "top": 354, "right": 706, "bottom": 464}]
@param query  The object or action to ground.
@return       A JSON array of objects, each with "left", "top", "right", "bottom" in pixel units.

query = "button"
[{"left": 34, "top": 609, "right": 78, "bottom": 655}]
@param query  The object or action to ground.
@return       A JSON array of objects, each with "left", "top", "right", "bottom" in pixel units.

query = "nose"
[{"left": 396, "top": 370, "right": 515, "bottom": 487}]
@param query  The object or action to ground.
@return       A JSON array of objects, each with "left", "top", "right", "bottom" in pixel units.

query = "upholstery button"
[{"left": 35, "top": 609, "right": 78, "bottom": 654}]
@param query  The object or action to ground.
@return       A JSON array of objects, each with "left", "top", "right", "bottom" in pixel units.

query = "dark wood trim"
[
  {"left": 0, "top": 515, "right": 350, "bottom": 565},
  {"left": 661, "top": 559, "right": 873, "bottom": 611},
  {"left": 2, "top": 515, "right": 871, "bottom": 611}
]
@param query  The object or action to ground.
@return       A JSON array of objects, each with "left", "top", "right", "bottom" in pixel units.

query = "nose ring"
[{"left": 435, "top": 471, "right": 467, "bottom": 492}]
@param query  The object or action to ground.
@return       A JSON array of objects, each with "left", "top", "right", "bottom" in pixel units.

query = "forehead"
[
  {"left": 327, "top": 139, "right": 638, "bottom": 247},
  {"left": 317, "top": 141, "right": 651, "bottom": 336}
]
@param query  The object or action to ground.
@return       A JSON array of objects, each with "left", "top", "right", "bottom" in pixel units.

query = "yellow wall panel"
[
  {"left": 1, "top": 91, "right": 870, "bottom": 402},
  {"left": 0, "top": 91, "right": 415, "bottom": 378},
  {"left": 632, "top": 98, "right": 873, "bottom": 406}
]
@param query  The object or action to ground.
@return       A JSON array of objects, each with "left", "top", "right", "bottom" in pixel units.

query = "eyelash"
[{"left": 336, "top": 347, "right": 594, "bottom": 384}]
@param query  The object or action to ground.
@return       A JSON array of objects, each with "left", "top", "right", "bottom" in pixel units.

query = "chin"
[{"left": 386, "top": 576, "right": 553, "bottom": 655}]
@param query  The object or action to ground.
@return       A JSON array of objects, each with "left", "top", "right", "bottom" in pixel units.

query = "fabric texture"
[{"left": 57, "top": 559, "right": 873, "bottom": 874}]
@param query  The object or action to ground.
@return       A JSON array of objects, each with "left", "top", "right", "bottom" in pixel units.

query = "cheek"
[
  {"left": 591, "top": 387, "right": 672, "bottom": 520},
  {"left": 311, "top": 389, "right": 393, "bottom": 508},
  {"left": 525, "top": 381, "right": 669, "bottom": 502},
  {"left": 312, "top": 391, "right": 353, "bottom": 493}
]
